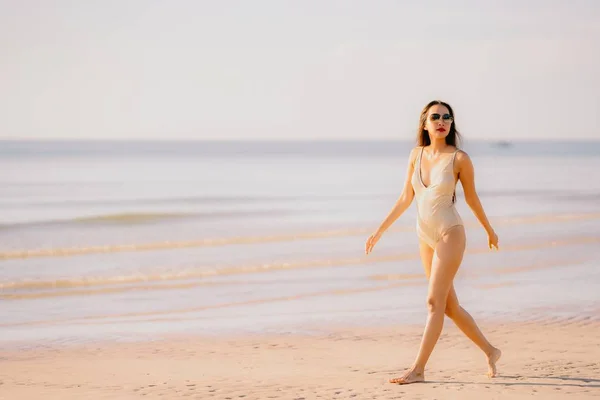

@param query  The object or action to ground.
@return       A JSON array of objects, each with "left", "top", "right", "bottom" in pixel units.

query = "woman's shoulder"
[
  {"left": 454, "top": 148, "right": 473, "bottom": 170},
  {"left": 408, "top": 146, "right": 422, "bottom": 164},
  {"left": 454, "top": 148, "right": 470, "bottom": 159}
]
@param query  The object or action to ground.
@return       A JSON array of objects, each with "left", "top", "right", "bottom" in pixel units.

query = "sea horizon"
[{"left": 2, "top": 137, "right": 600, "bottom": 158}]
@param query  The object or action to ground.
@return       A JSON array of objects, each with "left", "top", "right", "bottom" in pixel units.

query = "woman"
[{"left": 365, "top": 100, "right": 501, "bottom": 384}]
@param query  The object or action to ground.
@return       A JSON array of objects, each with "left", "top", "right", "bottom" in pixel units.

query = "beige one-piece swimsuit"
[{"left": 411, "top": 146, "right": 463, "bottom": 249}]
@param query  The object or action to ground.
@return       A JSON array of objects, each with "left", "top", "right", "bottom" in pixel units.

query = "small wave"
[
  {"left": 1, "top": 236, "right": 597, "bottom": 297},
  {"left": 0, "top": 195, "right": 286, "bottom": 208},
  {"left": 0, "top": 192, "right": 387, "bottom": 209},
  {"left": 368, "top": 273, "right": 423, "bottom": 281},
  {"left": 472, "top": 189, "right": 600, "bottom": 200},
  {"left": 0, "top": 280, "right": 428, "bottom": 328},
  {"left": 74, "top": 212, "right": 194, "bottom": 223},
  {"left": 0, "top": 211, "right": 598, "bottom": 261},
  {"left": 475, "top": 281, "right": 518, "bottom": 289},
  {"left": 0, "top": 226, "right": 385, "bottom": 260},
  {"left": 1, "top": 255, "right": 597, "bottom": 328},
  {"left": 0, "top": 252, "right": 416, "bottom": 291},
  {"left": 0, "top": 209, "right": 298, "bottom": 229}
]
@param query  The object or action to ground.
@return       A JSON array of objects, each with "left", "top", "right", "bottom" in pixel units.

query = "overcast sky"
[{"left": 1, "top": 0, "right": 599, "bottom": 141}]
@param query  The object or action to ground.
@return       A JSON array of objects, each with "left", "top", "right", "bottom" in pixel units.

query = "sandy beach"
[{"left": 2, "top": 318, "right": 599, "bottom": 399}]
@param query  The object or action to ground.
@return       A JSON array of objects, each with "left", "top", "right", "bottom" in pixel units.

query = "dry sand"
[{"left": 1, "top": 318, "right": 599, "bottom": 399}]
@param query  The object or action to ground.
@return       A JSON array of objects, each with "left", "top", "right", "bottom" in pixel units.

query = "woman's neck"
[{"left": 427, "top": 138, "right": 449, "bottom": 154}]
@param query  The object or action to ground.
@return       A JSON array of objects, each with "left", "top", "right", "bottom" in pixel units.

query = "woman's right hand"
[{"left": 365, "top": 231, "right": 382, "bottom": 255}]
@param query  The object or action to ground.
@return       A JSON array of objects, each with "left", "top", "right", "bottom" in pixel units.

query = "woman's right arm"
[{"left": 365, "top": 147, "right": 418, "bottom": 254}]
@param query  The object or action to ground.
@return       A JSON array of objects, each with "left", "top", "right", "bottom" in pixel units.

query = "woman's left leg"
[{"left": 445, "top": 285, "right": 501, "bottom": 377}]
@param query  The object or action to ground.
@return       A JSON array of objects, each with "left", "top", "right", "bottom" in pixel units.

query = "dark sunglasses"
[{"left": 429, "top": 113, "right": 453, "bottom": 122}]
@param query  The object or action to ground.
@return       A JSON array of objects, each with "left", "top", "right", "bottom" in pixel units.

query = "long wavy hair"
[{"left": 416, "top": 100, "right": 462, "bottom": 147}]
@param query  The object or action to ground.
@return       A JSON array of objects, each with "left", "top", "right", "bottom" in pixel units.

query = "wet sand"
[{"left": 2, "top": 319, "right": 599, "bottom": 399}]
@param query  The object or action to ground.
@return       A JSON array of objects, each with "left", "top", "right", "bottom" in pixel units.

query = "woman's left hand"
[{"left": 487, "top": 230, "right": 499, "bottom": 251}]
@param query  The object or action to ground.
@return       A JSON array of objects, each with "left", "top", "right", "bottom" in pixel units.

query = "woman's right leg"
[
  {"left": 417, "top": 238, "right": 501, "bottom": 378},
  {"left": 390, "top": 228, "right": 465, "bottom": 384}
]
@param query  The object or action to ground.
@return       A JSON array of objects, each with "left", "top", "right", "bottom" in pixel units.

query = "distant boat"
[{"left": 493, "top": 140, "right": 513, "bottom": 148}]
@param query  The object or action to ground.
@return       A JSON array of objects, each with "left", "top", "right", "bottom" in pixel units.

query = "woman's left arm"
[{"left": 456, "top": 151, "right": 499, "bottom": 250}]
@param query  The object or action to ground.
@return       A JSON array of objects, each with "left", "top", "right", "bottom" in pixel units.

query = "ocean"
[{"left": 1, "top": 139, "right": 600, "bottom": 348}]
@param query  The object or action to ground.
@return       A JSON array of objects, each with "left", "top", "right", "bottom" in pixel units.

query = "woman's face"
[{"left": 424, "top": 104, "right": 453, "bottom": 141}]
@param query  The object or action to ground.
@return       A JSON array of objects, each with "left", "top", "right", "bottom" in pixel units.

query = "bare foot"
[
  {"left": 487, "top": 347, "right": 502, "bottom": 378},
  {"left": 389, "top": 368, "right": 425, "bottom": 385}
]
